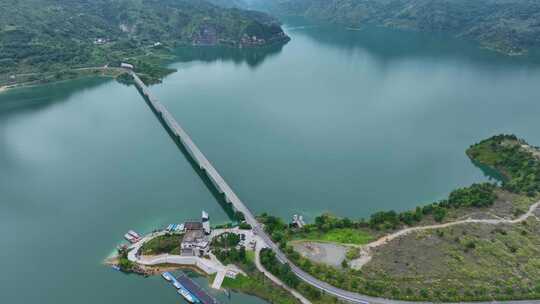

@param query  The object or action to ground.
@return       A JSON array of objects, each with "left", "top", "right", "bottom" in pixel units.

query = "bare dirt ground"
[{"left": 291, "top": 241, "right": 349, "bottom": 267}]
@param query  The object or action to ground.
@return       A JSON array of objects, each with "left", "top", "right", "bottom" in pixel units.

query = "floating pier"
[
  {"left": 177, "top": 274, "right": 220, "bottom": 304},
  {"left": 161, "top": 272, "right": 219, "bottom": 304}
]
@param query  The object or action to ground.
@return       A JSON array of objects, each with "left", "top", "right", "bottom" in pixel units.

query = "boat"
[
  {"left": 128, "top": 230, "right": 141, "bottom": 239},
  {"left": 178, "top": 288, "right": 198, "bottom": 303},
  {"left": 124, "top": 233, "right": 135, "bottom": 242},
  {"left": 172, "top": 280, "right": 183, "bottom": 289},
  {"left": 124, "top": 233, "right": 140, "bottom": 244},
  {"left": 166, "top": 224, "right": 174, "bottom": 231},
  {"left": 111, "top": 265, "right": 121, "bottom": 271},
  {"left": 161, "top": 272, "right": 173, "bottom": 282}
]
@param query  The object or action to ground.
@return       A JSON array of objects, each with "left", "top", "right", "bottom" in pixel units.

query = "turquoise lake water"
[{"left": 2, "top": 19, "right": 540, "bottom": 304}]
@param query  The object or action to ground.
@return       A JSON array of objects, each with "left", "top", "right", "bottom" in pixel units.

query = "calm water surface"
[{"left": 2, "top": 20, "right": 540, "bottom": 304}]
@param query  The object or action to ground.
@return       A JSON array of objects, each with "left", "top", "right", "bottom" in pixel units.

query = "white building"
[
  {"left": 120, "top": 62, "right": 134, "bottom": 69},
  {"left": 181, "top": 221, "right": 209, "bottom": 256},
  {"left": 202, "top": 210, "right": 211, "bottom": 235}
]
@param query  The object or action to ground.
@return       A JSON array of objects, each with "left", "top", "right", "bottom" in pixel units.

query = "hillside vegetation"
[
  {"left": 260, "top": 0, "right": 540, "bottom": 55},
  {"left": 260, "top": 134, "right": 540, "bottom": 301},
  {"left": 0, "top": 0, "right": 289, "bottom": 86},
  {"left": 468, "top": 134, "right": 540, "bottom": 195}
]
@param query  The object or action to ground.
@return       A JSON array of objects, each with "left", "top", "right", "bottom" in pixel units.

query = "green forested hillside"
[
  {"left": 260, "top": 0, "right": 540, "bottom": 55},
  {"left": 0, "top": 0, "right": 289, "bottom": 85}
]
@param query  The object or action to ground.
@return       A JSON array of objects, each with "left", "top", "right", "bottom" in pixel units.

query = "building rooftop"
[
  {"left": 185, "top": 221, "right": 203, "bottom": 231},
  {"left": 183, "top": 229, "right": 205, "bottom": 243}
]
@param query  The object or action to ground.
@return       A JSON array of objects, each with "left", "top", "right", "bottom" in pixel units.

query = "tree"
[
  {"left": 433, "top": 207, "right": 447, "bottom": 222},
  {"left": 238, "top": 246, "right": 246, "bottom": 261},
  {"left": 235, "top": 211, "right": 246, "bottom": 221}
]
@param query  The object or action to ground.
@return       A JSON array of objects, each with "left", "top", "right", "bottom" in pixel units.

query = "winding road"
[{"left": 270, "top": 199, "right": 540, "bottom": 304}]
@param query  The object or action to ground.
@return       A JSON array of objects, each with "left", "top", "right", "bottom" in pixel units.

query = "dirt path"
[{"left": 351, "top": 200, "right": 540, "bottom": 269}]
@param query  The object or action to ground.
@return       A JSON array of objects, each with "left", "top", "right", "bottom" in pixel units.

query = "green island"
[
  {"left": 255, "top": 0, "right": 540, "bottom": 56},
  {"left": 111, "top": 134, "right": 540, "bottom": 303},
  {"left": 0, "top": 0, "right": 289, "bottom": 88}
]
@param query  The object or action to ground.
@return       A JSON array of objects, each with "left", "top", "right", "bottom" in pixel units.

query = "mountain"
[
  {"left": 260, "top": 0, "right": 540, "bottom": 55},
  {"left": 208, "top": 0, "right": 251, "bottom": 8},
  {"left": 208, "top": 0, "right": 268, "bottom": 9},
  {"left": 0, "top": 0, "right": 289, "bottom": 84}
]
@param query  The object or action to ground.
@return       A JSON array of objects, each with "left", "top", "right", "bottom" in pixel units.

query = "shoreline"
[
  {"left": 105, "top": 255, "right": 207, "bottom": 276},
  {"left": 0, "top": 68, "right": 125, "bottom": 94},
  {"left": 0, "top": 84, "right": 18, "bottom": 93},
  {"left": 0, "top": 38, "right": 290, "bottom": 95}
]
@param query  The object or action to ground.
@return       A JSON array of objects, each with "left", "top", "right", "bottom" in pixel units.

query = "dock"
[{"left": 177, "top": 274, "right": 220, "bottom": 304}]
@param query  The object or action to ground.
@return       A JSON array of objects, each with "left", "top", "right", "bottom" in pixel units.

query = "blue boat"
[
  {"left": 178, "top": 288, "right": 198, "bottom": 303},
  {"left": 161, "top": 272, "right": 174, "bottom": 282}
]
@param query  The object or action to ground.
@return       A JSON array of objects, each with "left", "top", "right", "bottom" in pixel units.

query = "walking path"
[
  {"left": 254, "top": 240, "right": 312, "bottom": 304},
  {"left": 211, "top": 270, "right": 226, "bottom": 290},
  {"left": 126, "top": 232, "right": 243, "bottom": 285},
  {"left": 352, "top": 200, "right": 540, "bottom": 268}
]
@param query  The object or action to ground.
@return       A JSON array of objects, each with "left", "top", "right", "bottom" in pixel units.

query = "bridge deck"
[
  {"left": 131, "top": 73, "right": 258, "bottom": 229},
  {"left": 130, "top": 72, "right": 431, "bottom": 304}
]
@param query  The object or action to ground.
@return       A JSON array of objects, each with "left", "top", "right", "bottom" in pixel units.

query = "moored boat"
[
  {"left": 161, "top": 272, "right": 173, "bottom": 282},
  {"left": 123, "top": 233, "right": 140, "bottom": 244},
  {"left": 178, "top": 288, "right": 197, "bottom": 303},
  {"left": 127, "top": 230, "right": 141, "bottom": 239},
  {"left": 124, "top": 233, "right": 135, "bottom": 242},
  {"left": 172, "top": 280, "right": 182, "bottom": 289}
]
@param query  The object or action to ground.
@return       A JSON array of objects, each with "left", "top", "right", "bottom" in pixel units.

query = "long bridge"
[
  {"left": 131, "top": 73, "right": 259, "bottom": 228},
  {"left": 130, "top": 72, "right": 538, "bottom": 304},
  {"left": 130, "top": 72, "right": 381, "bottom": 304}
]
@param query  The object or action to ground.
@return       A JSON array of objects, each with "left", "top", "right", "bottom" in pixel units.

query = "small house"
[{"left": 120, "top": 62, "right": 134, "bottom": 70}]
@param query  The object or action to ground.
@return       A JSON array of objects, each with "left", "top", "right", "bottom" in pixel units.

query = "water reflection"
[
  {"left": 0, "top": 77, "right": 109, "bottom": 117},
  {"left": 470, "top": 160, "right": 506, "bottom": 184},
  {"left": 282, "top": 17, "right": 540, "bottom": 68},
  {"left": 173, "top": 42, "right": 286, "bottom": 68}
]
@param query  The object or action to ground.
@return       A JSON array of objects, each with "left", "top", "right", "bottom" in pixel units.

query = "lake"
[{"left": 2, "top": 18, "right": 540, "bottom": 304}]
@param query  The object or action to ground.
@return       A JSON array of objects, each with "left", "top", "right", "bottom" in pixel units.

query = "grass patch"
[
  {"left": 222, "top": 274, "right": 300, "bottom": 304},
  {"left": 246, "top": 250, "right": 255, "bottom": 264},
  {"left": 296, "top": 228, "right": 374, "bottom": 245},
  {"left": 140, "top": 234, "right": 183, "bottom": 255},
  {"left": 346, "top": 247, "right": 361, "bottom": 260}
]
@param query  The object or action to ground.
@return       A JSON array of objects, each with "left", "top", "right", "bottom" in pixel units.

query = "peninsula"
[
  {"left": 0, "top": 0, "right": 289, "bottom": 88},
  {"left": 259, "top": 134, "right": 540, "bottom": 302}
]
